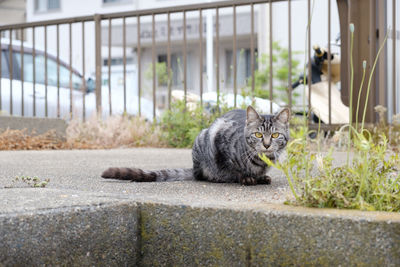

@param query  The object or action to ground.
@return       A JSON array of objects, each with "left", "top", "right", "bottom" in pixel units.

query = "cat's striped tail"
[{"left": 101, "top": 167, "right": 194, "bottom": 182}]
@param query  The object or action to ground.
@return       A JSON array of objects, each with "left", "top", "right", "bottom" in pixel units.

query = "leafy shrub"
[
  {"left": 145, "top": 62, "right": 170, "bottom": 86},
  {"left": 160, "top": 100, "right": 231, "bottom": 148},
  {"left": 245, "top": 42, "right": 302, "bottom": 105}
]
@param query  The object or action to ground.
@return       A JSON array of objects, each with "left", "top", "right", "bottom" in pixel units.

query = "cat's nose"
[
  {"left": 263, "top": 137, "right": 271, "bottom": 149},
  {"left": 263, "top": 141, "right": 271, "bottom": 149}
]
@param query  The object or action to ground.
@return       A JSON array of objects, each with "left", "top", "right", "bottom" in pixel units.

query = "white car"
[
  {"left": 202, "top": 91, "right": 282, "bottom": 114},
  {"left": 171, "top": 90, "right": 282, "bottom": 114},
  {"left": 95, "top": 64, "right": 158, "bottom": 120},
  {"left": 1, "top": 38, "right": 92, "bottom": 119},
  {"left": 0, "top": 38, "right": 156, "bottom": 120}
]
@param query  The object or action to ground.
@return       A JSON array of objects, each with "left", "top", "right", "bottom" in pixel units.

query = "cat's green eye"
[
  {"left": 271, "top": 132, "right": 280, "bottom": 138},
  {"left": 255, "top": 132, "right": 263, "bottom": 138}
]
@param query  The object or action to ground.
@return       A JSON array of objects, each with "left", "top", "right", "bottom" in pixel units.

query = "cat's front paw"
[
  {"left": 240, "top": 176, "right": 257, "bottom": 186},
  {"left": 257, "top": 175, "right": 272, "bottom": 185}
]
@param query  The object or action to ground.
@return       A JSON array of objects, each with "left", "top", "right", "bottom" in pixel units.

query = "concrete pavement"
[{"left": 0, "top": 148, "right": 291, "bottom": 206}]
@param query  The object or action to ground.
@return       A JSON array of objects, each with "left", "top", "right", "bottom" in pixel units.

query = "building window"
[
  {"left": 35, "top": 0, "right": 60, "bottom": 12},
  {"left": 103, "top": 57, "right": 134, "bottom": 66}
]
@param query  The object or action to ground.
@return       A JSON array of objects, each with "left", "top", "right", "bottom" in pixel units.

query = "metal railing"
[{"left": 0, "top": 0, "right": 397, "bottom": 127}]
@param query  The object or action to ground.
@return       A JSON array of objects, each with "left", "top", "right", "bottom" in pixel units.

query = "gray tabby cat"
[{"left": 101, "top": 106, "right": 290, "bottom": 185}]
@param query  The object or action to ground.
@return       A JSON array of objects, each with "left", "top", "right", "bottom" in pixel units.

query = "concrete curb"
[
  {"left": 138, "top": 202, "right": 400, "bottom": 266},
  {"left": 1, "top": 190, "right": 399, "bottom": 266},
  {"left": 1, "top": 202, "right": 139, "bottom": 266}
]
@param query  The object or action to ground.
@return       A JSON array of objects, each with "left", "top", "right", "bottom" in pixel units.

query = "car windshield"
[{"left": 13, "top": 51, "right": 84, "bottom": 90}]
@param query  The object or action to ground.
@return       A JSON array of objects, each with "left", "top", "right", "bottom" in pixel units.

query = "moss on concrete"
[{"left": 137, "top": 202, "right": 400, "bottom": 266}]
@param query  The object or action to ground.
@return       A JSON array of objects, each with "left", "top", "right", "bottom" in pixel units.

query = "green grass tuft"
[
  {"left": 260, "top": 132, "right": 400, "bottom": 212},
  {"left": 259, "top": 24, "right": 399, "bottom": 212}
]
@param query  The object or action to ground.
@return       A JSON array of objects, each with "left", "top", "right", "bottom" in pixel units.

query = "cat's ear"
[
  {"left": 246, "top": 106, "right": 262, "bottom": 124},
  {"left": 275, "top": 108, "right": 290, "bottom": 124}
]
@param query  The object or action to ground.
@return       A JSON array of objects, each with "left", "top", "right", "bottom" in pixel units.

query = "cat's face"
[{"left": 244, "top": 106, "right": 290, "bottom": 159}]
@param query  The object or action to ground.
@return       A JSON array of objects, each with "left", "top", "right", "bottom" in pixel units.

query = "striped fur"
[
  {"left": 101, "top": 167, "right": 193, "bottom": 182},
  {"left": 101, "top": 106, "right": 290, "bottom": 185}
]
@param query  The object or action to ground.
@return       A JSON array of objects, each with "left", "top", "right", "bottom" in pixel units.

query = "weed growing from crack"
[{"left": 7, "top": 176, "right": 50, "bottom": 188}]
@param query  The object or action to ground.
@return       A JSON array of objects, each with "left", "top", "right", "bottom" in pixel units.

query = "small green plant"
[
  {"left": 11, "top": 176, "right": 50, "bottom": 188},
  {"left": 259, "top": 24, "right": 400, "bottom": 212},
  {"left": 245, "top": 42, "right": 302, "bottom": 105},
  {"left": 160, "top": 100, "right": 232, "bottom": 148},
  {"left": 260, "top": 134, "right": 400, "bottom": 212},
  {"left": 145, "top": 62, "right": 170, "bottom": 86}
]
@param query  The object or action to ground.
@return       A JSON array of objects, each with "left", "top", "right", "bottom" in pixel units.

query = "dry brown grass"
[
  {"left": 66, "top": 115, "right": 166, "bottom": 149},
  {"left": 0, "top": 115, "right": 166, "bottom": 150},
  {"left": 0, "top": 128, "right": 65, "bottom": 150}
]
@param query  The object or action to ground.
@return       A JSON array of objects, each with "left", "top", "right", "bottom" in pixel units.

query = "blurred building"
[
  {"left": 0, "top": 0, "right": 26, "bottom": 34},
  {"left": 24, "top": 0, "right": 261, "bottom": 106},
  {"left": 23, "top": 0, "right": 340, "bottom": 109}
]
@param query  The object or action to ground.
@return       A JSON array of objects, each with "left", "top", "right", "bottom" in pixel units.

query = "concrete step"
[
  {"left": 1, "top": 189, "right": 138, "bottom": 266},
  {"left": 1, "top": 188, "right": 399, "bottom": 266}
]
